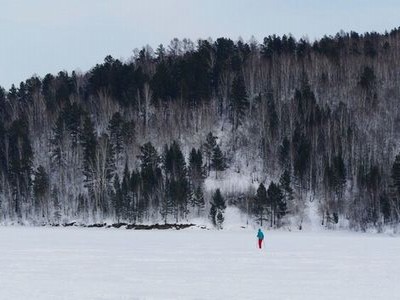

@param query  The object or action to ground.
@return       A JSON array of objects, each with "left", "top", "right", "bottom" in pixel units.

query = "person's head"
[{"left": 258, "top": 228, "right": 261, "bottom": 232}]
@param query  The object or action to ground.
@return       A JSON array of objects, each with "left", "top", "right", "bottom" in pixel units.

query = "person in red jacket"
[{"left": 257, "top": 228, "right": 264, "bottom": 249}]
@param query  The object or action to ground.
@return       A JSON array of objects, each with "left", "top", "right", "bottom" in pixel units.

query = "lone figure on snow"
[{"left": 257, "top": 228, "right": 264, "bottom": 249}]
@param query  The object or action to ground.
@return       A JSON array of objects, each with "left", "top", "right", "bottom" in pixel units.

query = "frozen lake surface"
[{"left": 0, "top": 226, "right": 399, "bottom": 300}]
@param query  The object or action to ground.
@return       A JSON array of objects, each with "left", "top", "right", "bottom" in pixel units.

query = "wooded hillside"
[{"left": 1, "top": 28, "right": 400, "bottom": 230}]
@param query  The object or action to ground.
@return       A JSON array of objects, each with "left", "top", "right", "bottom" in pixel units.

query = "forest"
[{"left": 1, "top": 28, "right": 400, "bottom": 230}]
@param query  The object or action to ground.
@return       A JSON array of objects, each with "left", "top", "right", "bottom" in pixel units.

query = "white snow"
[{"left": 0, "top": 226, "right": 399, "bottom": 300}]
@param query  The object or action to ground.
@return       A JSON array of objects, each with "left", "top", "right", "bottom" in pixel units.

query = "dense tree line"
[{"left": 0, "top": 28, "right": 400, "bottom": 230}]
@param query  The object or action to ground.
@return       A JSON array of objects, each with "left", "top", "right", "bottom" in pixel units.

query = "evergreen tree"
[
  {"left": 8, "top": 118, "right": 33, "bottom": 219},
  {"left": 209, "top": 204, "right": 217, "bottom": 227},
  {"left": 267, "top": 95, "right": 279, "bottom": 138},
  {"left": 108, "top": 112, "right": 124, "bottom": 161},
  {"left": 359, "top": 66, "right": 376, "bottom": 90},
  {"left": 279, "top": 169, "right": 294, "bottom": 211},
  {"left": 140, "top": 142, "right": 160, "bottom": 172},
  {"left": 191, "top": 186, "right": 205, "bottom": 216},
  {"left": 231, "top": 73, "right": 249, "bottom": 130},
  {"left": 42, "top": 73, "right": 56, "bottom": 111},
  {"left": 392, "top": 153, "right": 400, "bottom": 195},
  {"left": 254, "top": 183, "right": 268, "bottom": 226},
  {"left": 0, "top": 120, "right": 6, "bottom": 174},
  {"left": 121, "top": 120, "right": 135, "bottom": 147},
  {"left": 64, "top": 102, "right": 83, "bottom": 149},
  {"left": 203, "top": 132, "right": 217, "bottom": 175},
  {"left": 266, "top": 182, "right": 286, "bottom": 227},
  {"left": 391, "top": 154, "right": 400, "bottom": 221},
  {"left": 324, "top": 154, "right": 347, "bottom": 216},
  {"left": 104, "top": 134, "right": 116, "bottom": 192},
  {"left": 163, "top": 141, "right": 189, "bottom": 222},
  {"left": 33, "top": 166, "right": 50, "bottom": 219},
  {"left": 81, "top": 116, "right": 97, "bottom": 173},
  {"left": 209, "top": 189, "right": 226, "bottom": 229},
  {"left": 139, "top": 142, "right": 161, "bottom": 220},
  {"left": 155, "top": 44, "right": 166, "bottom": 61},
  {"left": 211, "top": 145, "right": 227, "bottom": 179},
  {"left": 379, "top": 192, "right": 391, "bottom": 223},
  {"left": 161, "top": 177, "right": 174, "bottom": 223},
  {"left": 150, "top": 61, "right": 178, "bottom": 103},
  {"left": 188, "top": 148, "right": 206, "bottom": 215},
  {"left": 216, "top": 211, "right": 224, "bottom": 229},
  {"left": 51, "top": 114, "right": 66, "bottom": 169},
  {"left": 189, "top": 148, "right": 205, "bottom": 186},
  {"left": 332, "top": 154, "right": 346, "bottom": 198}
]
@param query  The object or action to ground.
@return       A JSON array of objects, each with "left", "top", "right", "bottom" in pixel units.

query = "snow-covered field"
[{"left": 0, "top": 227, "right": 399, "bottom": 300}]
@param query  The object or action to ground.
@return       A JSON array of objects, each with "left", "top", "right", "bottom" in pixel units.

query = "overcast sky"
[{"left": 1, "top": 0, "right": 399, "bottom": 89}]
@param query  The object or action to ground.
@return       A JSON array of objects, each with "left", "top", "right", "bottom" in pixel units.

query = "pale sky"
[{"left": 1, "top": 0, "right": 399, "bottom": 89}]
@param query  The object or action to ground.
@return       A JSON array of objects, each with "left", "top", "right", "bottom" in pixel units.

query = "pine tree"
[
  {"left": 332, "top": 154, "right": 346, "bottom": 199},
  {"left": 108, "top": 112, "right": 124, "bottom": 161},
  {"left": 209, "top": 204, "right": 217, "bottom": 227},
  {"left": 379, "top": 192, "right": 391, "bottom": 223},
  {"left": 163, "top": 141, "right": 189, "bottom": 222},
  {"left": 188, "top": 148, "right": 206, "bottom": 215},
  {"left": 0, "top": 120, "right": 7, "bottom": 174},
  {"left": 189, "top": 148, "right": 205, "bottom": 186},
  {"left": 51, "top": 114, "right": 66, "bottom": 169},
  {"left": 216, "top": 211, "right": 224, "bottom": 229},
  {"left": 391, "top": 154, "right": 400, "bottom": 221},
  {"left": 191, "top": 186, "right": 205, "bottom": 216},
  {"left": 266, "top": 182, "right": 286, "bottom": 227},
  {"left": 121, "top": 120, "right": 135, "bottom": 147},
  {"left": 33, "top": 166, "right": 50, "bottom": 219},
  {"left": 279, "top": 169, "right": 294, "bottom": 212},
  {"left": 267, "top": 95, "right": 279, "bottom": 138},
  {"left": 230, "top": 73, "right": 249, "bottom": 130},
  {"left": 210, "top": 189, "right": 226, "bottom": 229},
  {"left": 254, "top": 183, "right": 268, "bottom": 226},
  {"left": 203, "top": 132, "right": 217, "bottom": 175},
  {"left": 155, "top": 44, "right": 166, "bottom": 61},
  {"left": 64, "top": 102, "right": 83, "bottom": 149},
  {"left": 81, "top": 116, "right": 97, "bottom": 174},
  {"left": 140, "top": 142, "right": 161, "bottom": 221},
  {"left": 161, "top": 178, "right": 174, "bottom": 223},
  {"left": 8, "top": 118, "right": 33, "bottom": 219},
  {"left": 211, "top": 145, "right": 227, "bottom": 179},
  {"left": 323, "top": 154, "right": 347, "bottom": 216},
  {"left": 104, "top": 134, "right": 116, "bottom": 193},
  {"left": 392, "top": 153, "right": 400, "bottom": 195},
  {"left": 359, "top": 66, "right": 376, "bottom": 90},
  {"left": 140, "top": 142, "right": 160, "bottom": 172}
]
